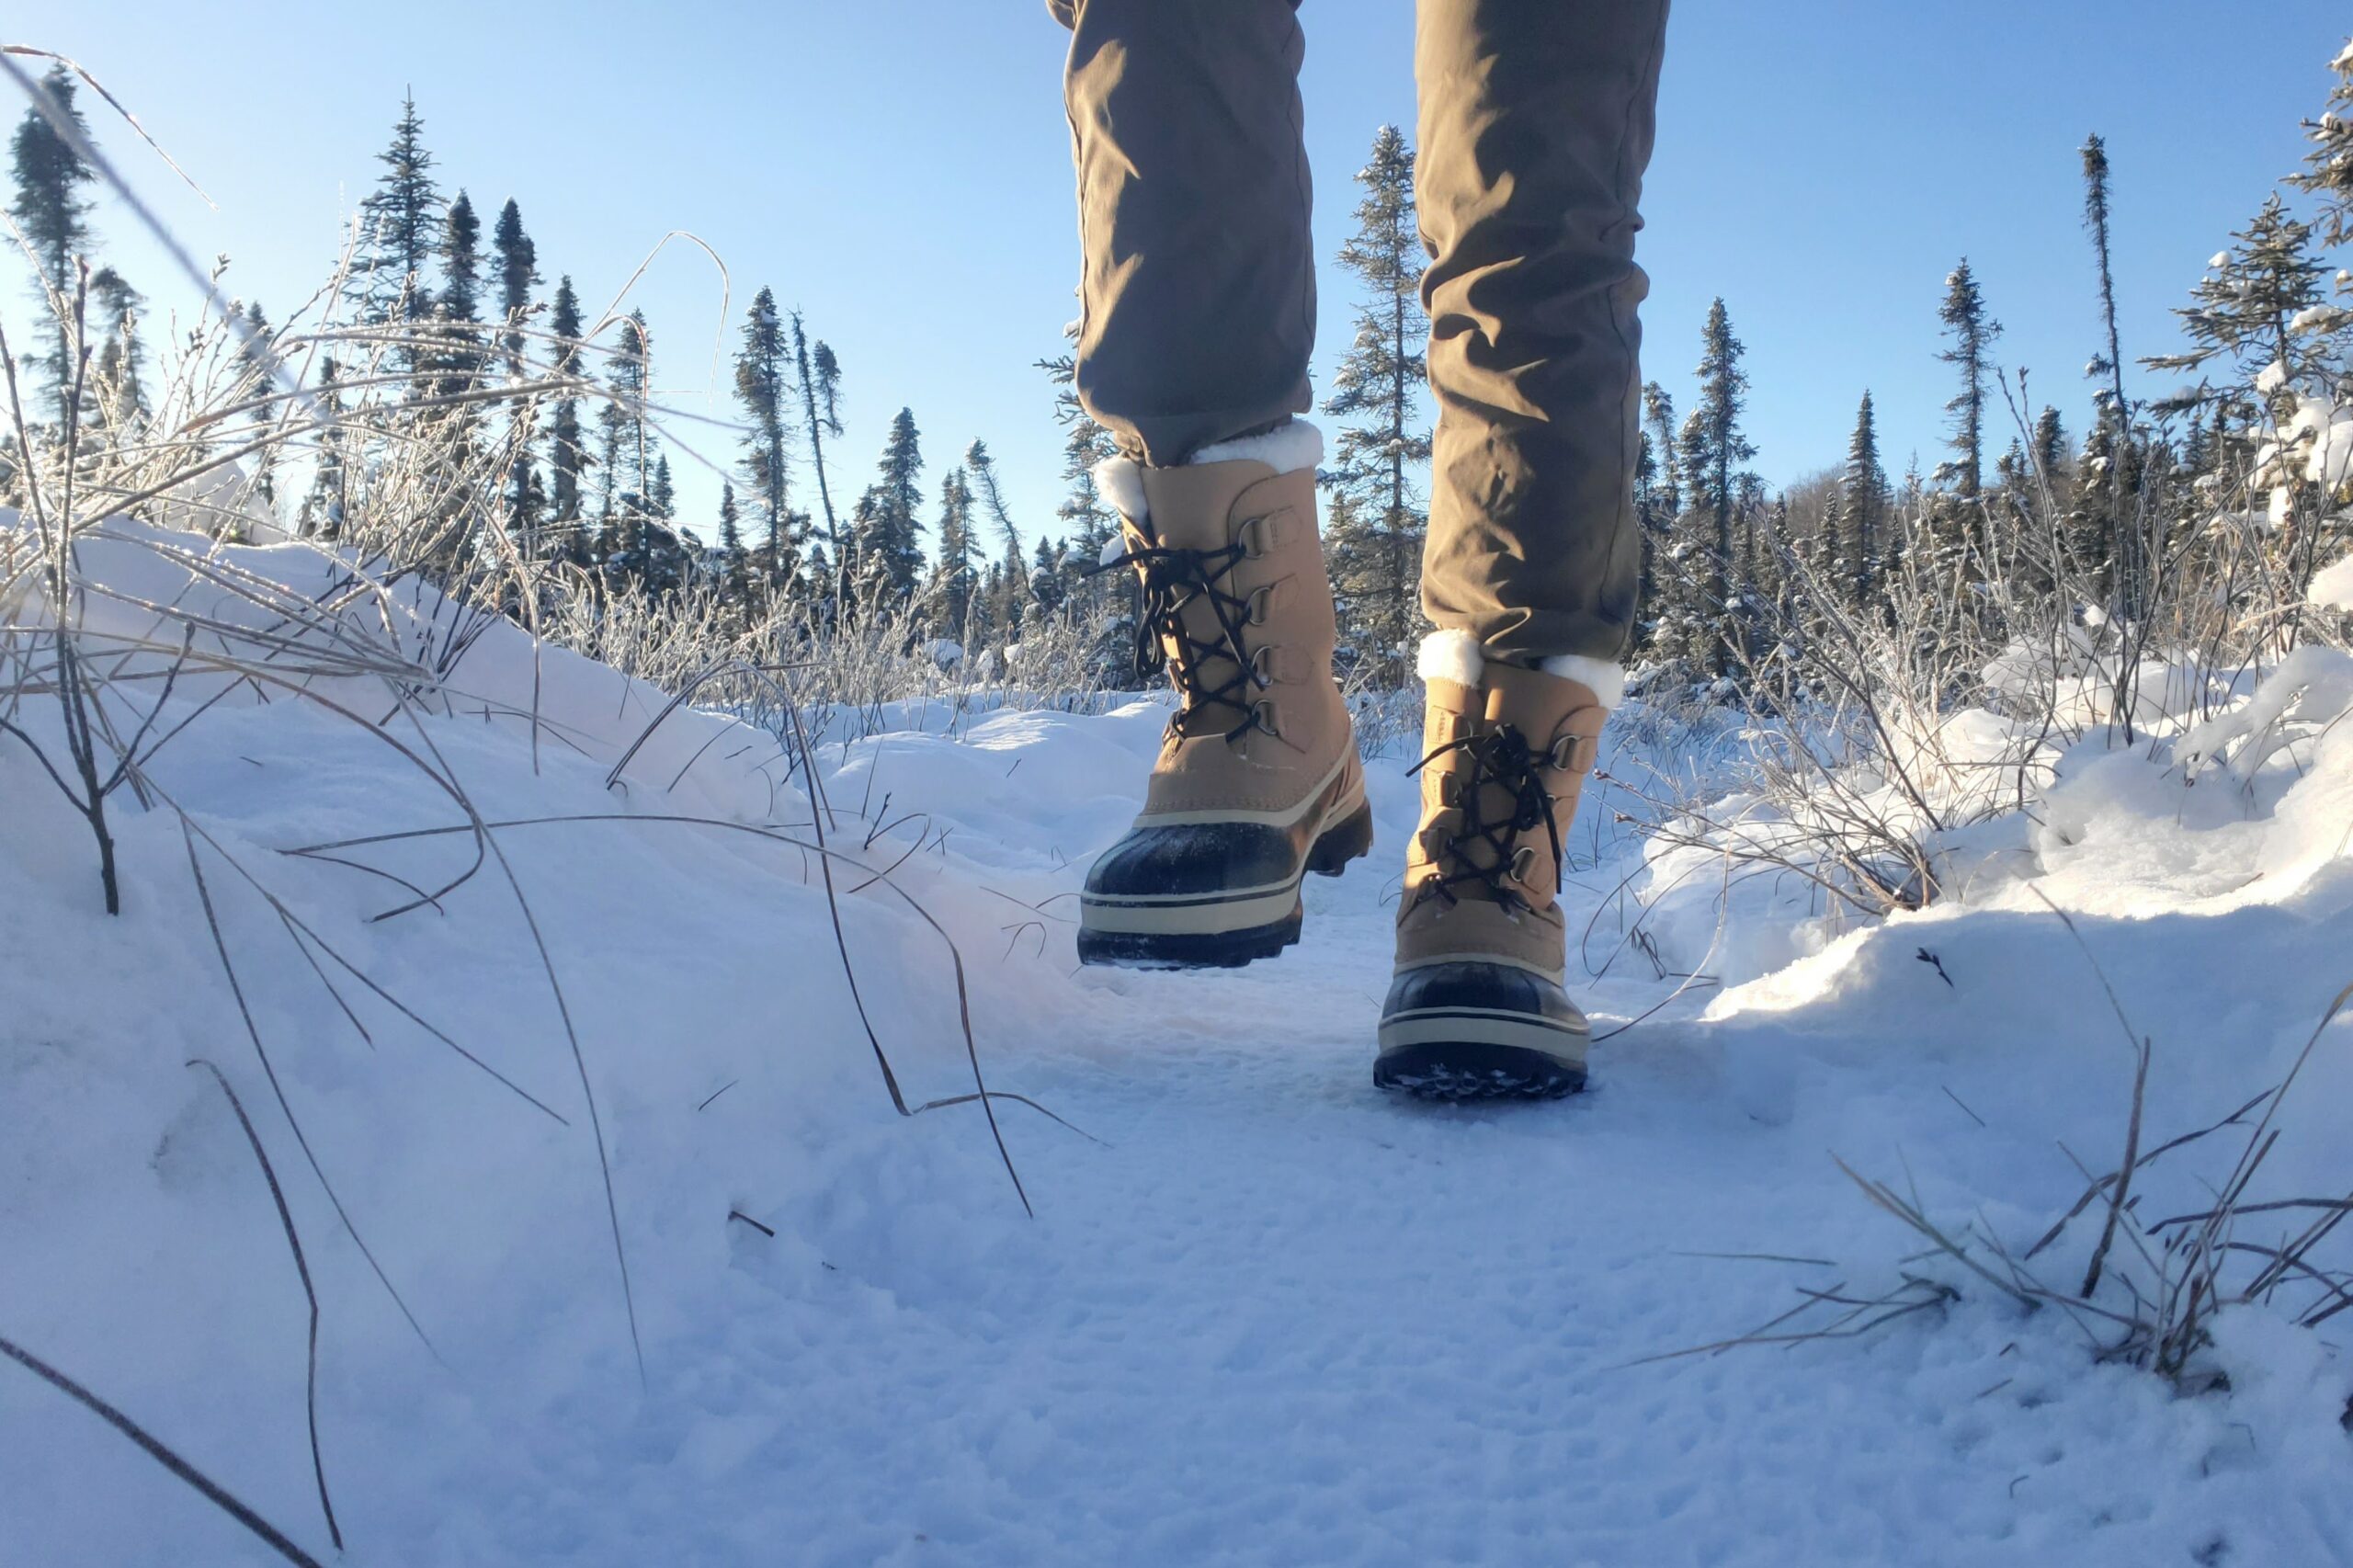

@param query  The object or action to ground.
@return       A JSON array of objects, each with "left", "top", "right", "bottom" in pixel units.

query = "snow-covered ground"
[{"left": 4, "top": 520, "right": 2350, "bottom": 1565}]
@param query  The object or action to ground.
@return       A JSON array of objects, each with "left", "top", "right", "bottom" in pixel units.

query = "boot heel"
[{"left": 1306, "top": 801, "right": 1374, "bottom": 876}]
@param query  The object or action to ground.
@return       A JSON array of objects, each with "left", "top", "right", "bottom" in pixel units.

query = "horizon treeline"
[{"left": 11, "top": 53, "right": 2353, "bottom": 694}]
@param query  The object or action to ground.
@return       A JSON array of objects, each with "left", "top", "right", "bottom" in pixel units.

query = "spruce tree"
[
  {"left": 2031, "top": 406, "right": 2067, "bottom": 487},
  {"left": 352, "top": 95, "right": 440, "bottom": 341},
  {"left": 651, "top": 454, "right": 676, "bottom": 526},
  {"left": 2293, "top": 42, "right": 2353, "bottom": 244},
  {"left": 934, "top": 464, "right": 978, "bottom": 638},
  {"left": 1040, "top": 338, "right": 1130, "bottom": 675},
  {"left": 2081, "top": 136, "right": 2132, "bottom": 426},
  {"left": 882, "top": 408, "right": 927, "bottom": 597},
  {"left": 1634, "top": 382, "right": 1679, "bottom": 658},
  {"left": 89, "top": 266, "right": 145, "bottom": 427},
  {"left": 733, "top": 288, "right": 793, "bottom": 580},
  {"left": 491, "top": 198, "right": 539, "bottom": 369},
  {"left": 717, "top": 482, "right": 750, "bottom": 603},
  {"left": 493, "top": 200, "right": 542, "bottom": 551},
  {"left": 2144, "top": 195, "right": 2330, "bottom": 400},
  {"left": 964, "top": 437, "right": 1029, "bottom": 639},
  {"left": 964, "top": 439, "right": 1020, "bottom": 559},
  {"left": 1321, "top": 124, "right": 1431, "bottom": 680},
  {"left": 8, "top": 65, "right": 98, "bottom": 426},
  {"left": 1937, "top": 258, "right": 2002, "bottom": 503},
  {"left": 1842, "top": 391, "right": 1886, "bottom": 606},
  {"left": 595, "top": 312, "right": 655, "bottom": 574},
  {"left": 855, "top": 410, "right": 926, "bottom": 601},
  {"left": 997, "top": 529, "right": 1029, "bottom": 638},
  {"left": 433, "top": 190, "right": 484, "bottom": 397},
  {"left": 1031, "top": 536, "right": 1067, "bottom": 619},
  {"left": 1643, "top": 381, "right": 1681, "bottom": 517},
  {"left": 1040, "top": 344, "right": 1120, "bottom": 608},
  {"left": 299, "top": 357, "right": 348, "bottom": 539},
  {"left": 545, "top": 278, "right": 588, "bottom": 562},
  {"left": 1658, "top": 404, "right": 1717, "bottom": 675},
  {"left": 1692, "top": 300, "right": 1756, "bottom": 676},
  {"left": 440, "top": 191, "right": 482, "bottom": 325},
  {"left": 239, "top": 301, "right": 279, "bottom": 515},
  {"left": 2078, "top": 133, "right": 2147, "bottom": 624},
  {"left": 791, "top": 312, "right": 844, "bottom": 557},
  {"left": 2068, "top": 395, "right": 2141, "bottom": 608}
]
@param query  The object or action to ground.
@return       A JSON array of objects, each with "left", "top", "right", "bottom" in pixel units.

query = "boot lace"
[
  {"left": 1094, "top": 537, "right": 1269, "bottom": 742},
  {"left": 1405, "top": 725, "right": 1563, "bottom": 914}
]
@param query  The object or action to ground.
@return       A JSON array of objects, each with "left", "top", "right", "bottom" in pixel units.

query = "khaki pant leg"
[
  {"left": 1052, "top": 0, "right": 1316, "bottom": 466},
  {"left": 1414, "top": 0, "right": 1670, "bottom": 663}
]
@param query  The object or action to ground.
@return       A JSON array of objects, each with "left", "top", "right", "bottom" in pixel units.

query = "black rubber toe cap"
[
  {"left": 1375, "top": 960, "right": 1590, "bottom": 1099},
  {"left": 1381, "top": 960, "right": 1588, "bottom": 1033},
  {"left": 1085, "top": 821, "right": 1299, "bottom": 899}
]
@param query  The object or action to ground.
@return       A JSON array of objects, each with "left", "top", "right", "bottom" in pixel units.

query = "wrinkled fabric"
[
  {"left": 1056, "top": 0, "right": 1315, "bottom": 468},
  {"left": 1051, "top": 0, "right": 1669, "bottom": 663}
]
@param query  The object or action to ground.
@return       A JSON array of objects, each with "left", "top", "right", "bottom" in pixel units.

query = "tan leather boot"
[
  {"left": 1375, "top": 635, "right": 1611, "bottom": 1097},
  {"left": 1078, "top": 437, "right": 1370, "bottom": 968}
]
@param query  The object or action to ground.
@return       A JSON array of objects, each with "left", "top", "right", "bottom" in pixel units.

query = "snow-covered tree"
[
  {"left": 2145, "top": 195, "right": 2333, "bottom": 404},
  {"left": 855, "top": 408, "right": 926, "bottom": 601},
  {"left": 2290, "top": 40, "right": 2353, "bottom": 245}
]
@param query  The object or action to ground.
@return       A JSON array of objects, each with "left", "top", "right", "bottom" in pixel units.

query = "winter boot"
[
  {"left": 1375, "top": 631, "right": 1615, "bottom": 1098},
  {"left": 1077, "top": 426, "right": 1371, "bottom": 968}
]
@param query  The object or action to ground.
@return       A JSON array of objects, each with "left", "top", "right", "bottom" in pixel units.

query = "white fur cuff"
[
  {"left": 1538, "top": 653, "right": 1626, "bottom": 709},
  {"left": 1415, "top": 630, "right": 1624, "bottom": 709},
  {"left": 1091, "top": 419, "right": 1324, "bottom": 523},
  {"left": 1192, "top": 419, "right": 1324, "bottom": 474},
  {"left": 1416, "top": 628, "right": 1485, "bottom": 687},
  {"left": 1093, "top": 455, "right": 1149, "bottom": 527}
]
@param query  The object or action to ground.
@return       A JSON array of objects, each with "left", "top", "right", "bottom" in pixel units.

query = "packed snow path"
[{"left": 4, "top": 531, "right": 2349, "bottom": 1564}]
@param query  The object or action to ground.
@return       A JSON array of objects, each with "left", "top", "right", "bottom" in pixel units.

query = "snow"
[
  {"left": 4, "top": 517, "right": 2351, "bottom": 1565},
  {"left": 2313, "top": 551, "right": 2353, "bottom": 612}
]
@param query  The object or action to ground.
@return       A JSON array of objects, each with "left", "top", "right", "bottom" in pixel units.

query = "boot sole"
[
  {"left": 1076, "top": 800, "right": 1374, "bottom": 971},
  {"left": 1373, "top": 1010, "right": 1590, "bottom": 1100}
]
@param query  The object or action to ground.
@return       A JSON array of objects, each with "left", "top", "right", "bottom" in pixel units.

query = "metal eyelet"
[
  {"left": 1508, "top": 845, "right": 1540, "bottom": 883},
  {"left": 1252, "top": 699, "right": 1281, "bottom": 737},
  {"left": 1250, "top": 643, "right": 1278, "bottom": 684},
  {"left": 1548, "top": 734, "right": 1590, "bottom": 772},
  {"left": 1237, "top": 516, "right": 1268, "bottom": 559},
  {"left": 1247, "top": 586, "right": 1273, "bottom": 625}
]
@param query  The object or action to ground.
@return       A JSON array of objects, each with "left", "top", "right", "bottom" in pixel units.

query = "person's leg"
[
  {"left": 1051, "top": 0, "right": 1369, "bottom": 970},
  {"left": 1415, "top": 0, "right": 1669, "bottom": 673},
  {"left": 1378, "top": 0, "right": 1669, "bottom": 1097},
  {"left": 1054, "top": 0, "right": 1315, "bottom": 465}
]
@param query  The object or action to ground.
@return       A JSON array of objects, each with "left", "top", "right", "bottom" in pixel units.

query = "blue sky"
[{"left": 20, "top": 0, "right": 2352, "bottom": 547}]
